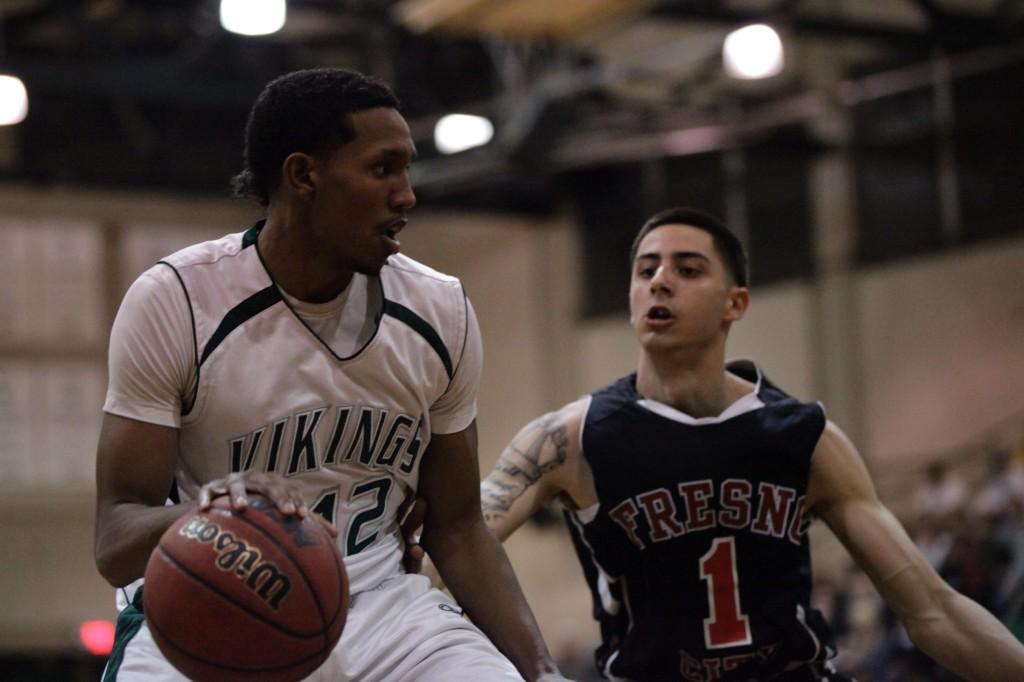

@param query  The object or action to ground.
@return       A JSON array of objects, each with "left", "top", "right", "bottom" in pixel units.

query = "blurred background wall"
[{"left": 0, "top": 0, "right": 1022, "bottom": 679}]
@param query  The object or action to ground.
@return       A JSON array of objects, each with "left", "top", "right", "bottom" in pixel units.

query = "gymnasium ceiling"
[{"left": 2, "top": 0, "right": 1023, "bottom": 209}]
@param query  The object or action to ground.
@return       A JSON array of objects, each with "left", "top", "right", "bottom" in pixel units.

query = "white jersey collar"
[{"left": 635, "top": 361, "right": 765, "bottom": 425}]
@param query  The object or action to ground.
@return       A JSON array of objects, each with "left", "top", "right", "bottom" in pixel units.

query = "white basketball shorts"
[{"left": 104, "top": 573, "right": 524, "bottom": 681}]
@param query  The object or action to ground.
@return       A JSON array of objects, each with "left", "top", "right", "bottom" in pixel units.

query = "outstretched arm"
[
  {"left": 418, "top": 421, "right": 567, "bottom": 682},
  {"left": 481, "top": 400, "right": 594, "bottom": 541},
  {"left": 809, "top": 421, "right": 1024, "bottom": 680}
]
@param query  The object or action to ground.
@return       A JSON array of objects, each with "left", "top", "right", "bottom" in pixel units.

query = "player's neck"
[
  {"left": 635, "top": 346, "right": 745, "bottom": 418},
  {"left": 258, "top": 212, "right": 354, "bottom": 303}
]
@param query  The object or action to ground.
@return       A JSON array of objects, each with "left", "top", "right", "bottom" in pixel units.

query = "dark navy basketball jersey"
[{"left": 568, "top": 362, "right": 832, "bottom": 681}]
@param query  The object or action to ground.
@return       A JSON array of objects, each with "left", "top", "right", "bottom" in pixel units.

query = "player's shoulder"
[
  {"left": 132, "top": 260, "right": 182, "bottom": 290},
  {"left": 808, "top": 418, "right": 877, "bottom": 511},
  {"left": 557, "top": 397, "right": 589, "bottom": 428},
  {"left": 380, "top": 254, "right": 467, "bottom": 330},
  {"left": 814, "top": 419, "right": 857, "bottom": 457},
  {"left": 589, "top": 373, "right": 638, "bottom": 399},
  {"left": 383, "top": 252, "right": 461, "bottom": 289},
  {"left": 121, "top": 260, "right": 191, "bottom": 309},
  {"left": 161, "top": 231, "right": 248, "bottom": 270},
  {"left": 583, "top": 374, "right": 640, "bottom": 424},
  {"left": 514, "top": 398, "right": 587, "bottom": 456}
]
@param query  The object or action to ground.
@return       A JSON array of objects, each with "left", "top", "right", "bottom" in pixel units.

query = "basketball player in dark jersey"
[{"left": 464, "top": 207, "right": 1024, "bottom": 680}]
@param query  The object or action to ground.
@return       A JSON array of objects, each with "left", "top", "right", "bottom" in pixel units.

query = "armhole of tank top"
[
  {"left": 575, "top": 500, "right": 601, "bottom": 524},
  {"left": 574, "top": 394, "right": 599, "bottom": 524},
  {"left": 157, "top": 261, "right": 200, "bottom": 417},
  {"left": 812, "top": 400, "right": 829, "bottom": 456},
  {"left": 449, "top": 281, "right": 470, "bottom": 392}
]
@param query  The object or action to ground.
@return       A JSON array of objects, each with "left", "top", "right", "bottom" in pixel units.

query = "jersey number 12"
[
  {"left": 699, "top": 536, "right": 752, "bottom": 649},
  {"left": 311, "top": 477, "right": 393, "bottom": 556}
]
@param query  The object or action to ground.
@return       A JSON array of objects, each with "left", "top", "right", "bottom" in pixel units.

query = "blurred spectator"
[
  {"left": 970, "top": 448, "right": 1024, "bottom": 520},
  {"left": 915, "top": 460, "right": 966, "bottom": 525},
  {"left": 941, "top": 512, "right": 1007, "bottom": 615},
  {"left": 911, "top": 516, "right": 954, "bottom": 573},
  {"left": 992, "top": 497, "right": 1024, "bottom": 638}
]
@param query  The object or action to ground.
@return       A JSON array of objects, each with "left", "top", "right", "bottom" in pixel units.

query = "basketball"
[{"left": 143, "top": 495, "right": 348, "bottom": 682}]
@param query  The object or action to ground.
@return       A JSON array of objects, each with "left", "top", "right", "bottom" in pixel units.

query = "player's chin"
[{"left": 636, "top": 330, "right": 679, "bottom": 351}]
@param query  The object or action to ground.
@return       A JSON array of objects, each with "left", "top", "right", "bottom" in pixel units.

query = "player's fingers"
[
  {"left": 258, "top": 476, "right": 307, "bottom": 517},
  {"left": 402, "top": 544, "right": 424, "bottom": 574},
  {"left": 198, "top": 480, "right": 230, "bottom": 510},
  {"left": 197, "top": 484, "right": 212, "bottom": 510},
  {"left": 226, "top": 475, "right": 250, "bottom": 510}
]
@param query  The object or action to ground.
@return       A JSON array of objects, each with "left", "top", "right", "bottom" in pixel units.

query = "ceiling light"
[
  {"left": 0, "top": 74, "right": 28, "bottom": 125},
  {"left": 220, "top": 0, "right": 287, "bottom": 36},
  {"left": 434, "top": 114, "right": 494, "bottom": 155},
  {"left": 723, "top": 24, "right": 784, "bottom": 80}
]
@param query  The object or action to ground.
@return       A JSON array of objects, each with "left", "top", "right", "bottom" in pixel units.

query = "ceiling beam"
[{"left": 652, "top": 3, "right": 930, "bottom": 48}]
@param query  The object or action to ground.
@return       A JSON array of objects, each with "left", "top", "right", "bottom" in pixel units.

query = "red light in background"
[{"left": 79, "top": 619, "right": 115, "bottom": 656}]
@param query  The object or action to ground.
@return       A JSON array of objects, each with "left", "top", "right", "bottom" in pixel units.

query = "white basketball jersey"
[{"left": 160, "top": 224, "right": 470, "bottom": 594}]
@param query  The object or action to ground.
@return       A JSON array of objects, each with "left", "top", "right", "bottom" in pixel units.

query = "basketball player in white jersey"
[{"left": 94, "top": 68, "right": 569, "bottom": 682}]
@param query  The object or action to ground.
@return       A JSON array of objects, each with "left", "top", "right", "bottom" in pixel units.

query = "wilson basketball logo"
[{"left": 178, "top": 515, "right": 292, "bottom": 609}]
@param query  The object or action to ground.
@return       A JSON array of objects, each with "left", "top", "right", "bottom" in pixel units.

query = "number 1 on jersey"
[{"left": 699, "top": 536, "right": 752, "bottom": 649}]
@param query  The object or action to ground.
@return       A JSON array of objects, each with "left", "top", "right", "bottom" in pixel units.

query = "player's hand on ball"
[
  {"left": 199, "top": 471, "right": 305, "bottom": 515},
  {"left": 198, "top": 471, "right": 337, "bottom": 537}
]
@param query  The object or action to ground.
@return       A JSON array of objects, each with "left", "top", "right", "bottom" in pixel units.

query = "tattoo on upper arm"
[{"left": 481, "top": 413, "right": 569, "bottom": 523}]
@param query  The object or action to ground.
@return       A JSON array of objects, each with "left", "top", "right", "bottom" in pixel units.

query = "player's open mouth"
[
  {"left": 381, "top": 217, "right": 407, "bottom": 253},
  {"left": 644, "top": 305, "right": 674, "bottom": 326}
]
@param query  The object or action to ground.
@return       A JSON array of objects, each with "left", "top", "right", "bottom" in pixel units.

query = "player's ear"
[
  {"left": 281, "top": 152, "right": 319, "bottom": 201},
  {"left": 724, "top": 286, "right": 749, "bottom": 322}
]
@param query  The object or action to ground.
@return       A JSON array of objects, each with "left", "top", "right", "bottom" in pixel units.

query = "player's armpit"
[{"left": 481, "top": 400, "right": 589, "bottom": 541}]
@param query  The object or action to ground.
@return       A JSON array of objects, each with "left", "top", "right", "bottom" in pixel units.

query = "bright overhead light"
[
  {"left": 723, "top": 24, "right": 784, "bottom": 80},
  {"left": 434, "top": 114, "right": 494, "bottom": 155},
  {"left": 220, "top": 0, "right": 287, "bottom": 36},
  {"left": 0, "top": 75, "right": 28, "bottom": 125}
]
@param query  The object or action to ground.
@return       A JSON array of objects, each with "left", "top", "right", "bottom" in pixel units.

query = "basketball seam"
[
  {"left": 147, "top": 604, "right": 330, "bottom": 676},
  {"left": 225, "top": 504, "right": 346, "bottom": 647}
]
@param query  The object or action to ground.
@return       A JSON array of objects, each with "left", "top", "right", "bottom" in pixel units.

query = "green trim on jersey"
[
  {"left": 383, "top": 299, "right": 454, "bottom": 379},
  {"left": 200, "top": 285, "right": 283, "bottom": 367},
  {"left": 242, "top": 220, "right": 265, "bottom": 248},
  {"left": 102, "top": 587, "right": 146, "bottom": 682}
]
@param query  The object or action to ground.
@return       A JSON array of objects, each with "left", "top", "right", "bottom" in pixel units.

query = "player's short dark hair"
[
  {"left": 629, "top": 207, "right": 749, "bottom": 287},
  {"left": 232, "top": 67, "right": 401, "bottom": 206}
]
